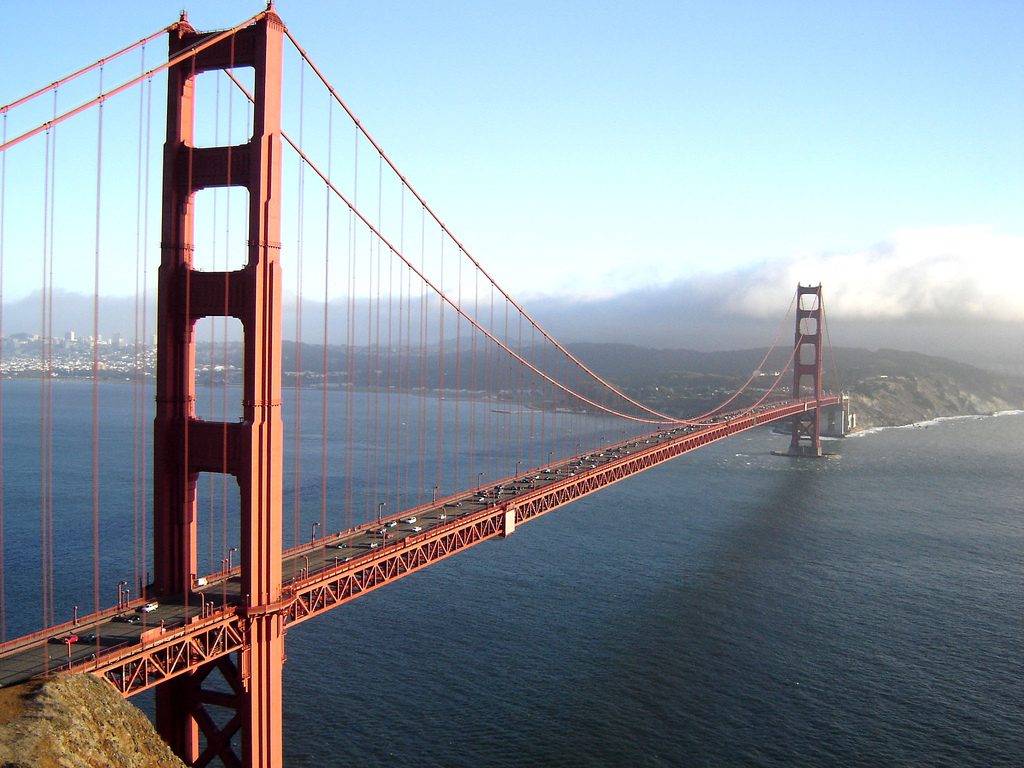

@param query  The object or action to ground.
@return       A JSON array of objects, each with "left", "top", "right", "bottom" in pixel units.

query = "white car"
[
  {"left": 401, "top": 516, "right": 417, "bottom": 524},
  {"left": 136, "top": 601, "right": 159, "bottom": 613}
]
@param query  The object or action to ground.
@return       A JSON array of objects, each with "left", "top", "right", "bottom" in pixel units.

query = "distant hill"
[
  {"left": 4, "top": 326, "right": 1019, "bottom": 430},
  {"left": 563, "top": 343, "right": 1024, "bottom": 429}
]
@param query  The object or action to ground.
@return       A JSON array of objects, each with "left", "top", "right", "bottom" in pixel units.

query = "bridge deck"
[{"left": 0, "top": 397, "right": 840, "bottom": 694}]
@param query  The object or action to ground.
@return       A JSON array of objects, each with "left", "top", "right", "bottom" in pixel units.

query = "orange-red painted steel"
[
  {"left": 0, "top": 10, "right": 842, "bottom": 767},
  {"left": 790, "top": 285, "right": 825, "bottom": 455},
  {"left": 70, "top": 397, "right": 839, "bottom": 698},
  {"left": 153, "top": 11, "right": 286, "bottom": 768}
]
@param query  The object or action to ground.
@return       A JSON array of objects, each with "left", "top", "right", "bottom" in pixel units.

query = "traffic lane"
[
  {"left": 0, "top": 613, "right": 152, "bottom": 686},
  {"left": 278, "top": 430, "right": 696, "bottom": 581}
]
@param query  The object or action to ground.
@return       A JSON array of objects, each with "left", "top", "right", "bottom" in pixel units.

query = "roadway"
[{"left": 0, "top": 397, "right": 837, "bottom": 692}]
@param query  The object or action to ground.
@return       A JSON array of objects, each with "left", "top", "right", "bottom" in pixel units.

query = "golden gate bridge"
[{"left": 0, "top": 8, "right": 843, "bottom": 766}]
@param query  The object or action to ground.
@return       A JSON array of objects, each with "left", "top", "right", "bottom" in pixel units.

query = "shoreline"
[{"left": 847, "top": 409, "right": 1024, "bottom": 438}]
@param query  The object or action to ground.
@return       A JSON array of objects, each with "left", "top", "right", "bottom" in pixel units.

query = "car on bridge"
[{"left": 49, "top": 633, "right": 79, "bottom": 645}]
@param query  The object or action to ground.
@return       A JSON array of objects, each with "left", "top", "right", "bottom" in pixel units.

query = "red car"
[{"left": 49, "top": 633, "right": 79, "bottom": 645}]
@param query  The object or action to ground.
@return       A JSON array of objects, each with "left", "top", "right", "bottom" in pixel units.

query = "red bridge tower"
[
  {"left": 153, "top": 10, "right": 285, "bottom": 767},
  {"left": 788, "top": 284, "right": 824, "bottom": 456}
]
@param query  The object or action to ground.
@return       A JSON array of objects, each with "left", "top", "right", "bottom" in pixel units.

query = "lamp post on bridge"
[
  {"left": 117, "top": 580, "right": 128, "bottom": 610},
  {"left": 432, "top": 485, "right": 437, "bottom": 505},
  {"left": 228, "top": 547, "right": 238, "bottom": 572},
  {"left": 310, "top": 521, "right": 320, "bottom": 544},
  {"left": 220, "top": 560, "right": 229, "bottom": 607},
  {"left": 377, "top": 501, "right": 386, "bottom": 524}
]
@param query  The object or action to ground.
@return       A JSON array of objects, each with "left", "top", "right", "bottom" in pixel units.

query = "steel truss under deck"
[{"left": 66, "top": 397, "right": 839, "bottom": 701}]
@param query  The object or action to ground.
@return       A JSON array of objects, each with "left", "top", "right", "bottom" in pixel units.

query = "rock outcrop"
[{"left": 0, "top": 674, "right": 184, "bottom": 768}]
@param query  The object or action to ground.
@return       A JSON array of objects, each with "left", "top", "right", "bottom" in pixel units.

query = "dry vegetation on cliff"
[{"left": 0, "top": 674, "right": 183, "bottom": 768}]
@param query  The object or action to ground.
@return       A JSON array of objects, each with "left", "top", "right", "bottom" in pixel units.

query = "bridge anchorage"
[{"left": 0, "top": 7, "right": 845, "bottom": 768}]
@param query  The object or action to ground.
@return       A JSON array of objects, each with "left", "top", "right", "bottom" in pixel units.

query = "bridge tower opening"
[
  {"left": 788, "top": 284, "right": 824, "bottom": 457},
  {"left": 153, "top": 9, "right": 285, "bottom": 768}
]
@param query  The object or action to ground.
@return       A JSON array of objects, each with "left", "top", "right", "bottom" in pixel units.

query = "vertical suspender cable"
[
  {"left": 436, "top": 231, "right": 445, "bottom": 496},
  {"left": 469, "top": 265, "right": 478, "bottom": 490},
  {"left": 488, "top": 284, "right": 497, "bottom": 482},
  {"left": 369, "top": 213, "right": 379, "bottom": 522},
  {"left": 398, "top": 185, "right": 409, "bottom": 509},
  {"left": 207, "top": 75, "right": 221, "bottom": 574},
  {"left": 540, "top": 324, "right": 548, "bottom": 465},
  {"left": 91, "top": 66, "right": 105, "bottom": 620},
  {"left": 417, "top": 206, "right": 427, "bottom": 505},
  {"left": 140, "top": 73, "right": 154, "bottom": 598},
  {"left": 178, "top": 55, "right": 196, "bottom": 605},
  {"left": 404, "top": 257, "right": 414, "bottom": 508},
  {"left": 0, "top": 113, "right": 5, "bottom": 640},
  {"left": 453, "top": 251, "right": 461, "bottom": 492},
  {"left": 131, "top": 46, "right": 146, "bottom": 609},
  {"left": 528, "top": 324, "right": 536, "bottom": 469},
  {"left": 343, "top": 204, "right": 354, "bottom": 531},
  {"left": 321, "top": 96, "right": 332, "bottom": 535},
  {"left": 40, "top": 128, "right": 49, "bottom": 658},
  {"left": 221, "top": 57, "right": 237, "bottom": 582},
  {"left": 46, "top": 101, "right": 57, "bottom": 627},
  {"left": 822, "top": 295, "right": 843, "bottom": 395},
  {"left": 293, "top": 59, "right": 305, "bottom": 549},
  {"left": 345, "top": 126, "right": 358, "bottom": 529},
  {"left": 40, "top": 109, "right": 55, "bottom": 634},
  {"left": 382, "top": 159, "right": 394, "bottom": 514}
]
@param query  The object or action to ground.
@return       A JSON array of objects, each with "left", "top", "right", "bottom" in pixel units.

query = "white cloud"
[{"left": 731, "top": 226, "right": 1024, "bottom": 321}]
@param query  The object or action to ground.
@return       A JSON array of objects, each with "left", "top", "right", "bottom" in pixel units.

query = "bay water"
[
  {"left": 280, "top": 411, "right": 1024, "bottom": 766},
  {"left": 1, "top": 380, "right": 1021, "bottom": 765}
]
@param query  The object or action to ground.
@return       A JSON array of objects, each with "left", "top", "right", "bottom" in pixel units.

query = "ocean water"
[
  {"left": 280, "top": 411, "right": 1024, "bottom": 767},
  {"left": 2, "top": 380, "right": 1022, "bottom": 765}
]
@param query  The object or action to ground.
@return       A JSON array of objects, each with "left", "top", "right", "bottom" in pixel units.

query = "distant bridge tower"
[
  {"left": 153, "top": 10, "right": 285, "bottom": 768},
  {"left": 788, "top": 284, "right": 824, "bottom": 456}
]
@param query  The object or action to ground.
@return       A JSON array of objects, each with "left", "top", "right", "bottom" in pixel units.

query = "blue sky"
[{"left": 1, "top": 1, "right": 1022, "bottom": 349}]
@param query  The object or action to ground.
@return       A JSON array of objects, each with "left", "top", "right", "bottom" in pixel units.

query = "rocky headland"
[
  {"left": 564, "top": 343, "right": 1024, "bottom": 431},
  {"left": 0, "top": 674, "right": 183, "bottom": 768}
]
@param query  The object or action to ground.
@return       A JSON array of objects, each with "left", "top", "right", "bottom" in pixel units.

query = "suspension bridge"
[{"left": 0, "top": 8, "right": 844, "bottom": 767}]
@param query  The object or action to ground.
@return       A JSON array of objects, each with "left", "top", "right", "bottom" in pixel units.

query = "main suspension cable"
[{"left": 280, "top": 28, "right": 686, "bottom": 424}]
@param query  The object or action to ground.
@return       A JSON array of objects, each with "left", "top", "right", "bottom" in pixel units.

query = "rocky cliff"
[
  {"left": 0, "top": 674, "right": 183, "bottom": 768},
  {"left": 835, "top": 348, "right": 1024, "bottom": 428}
]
